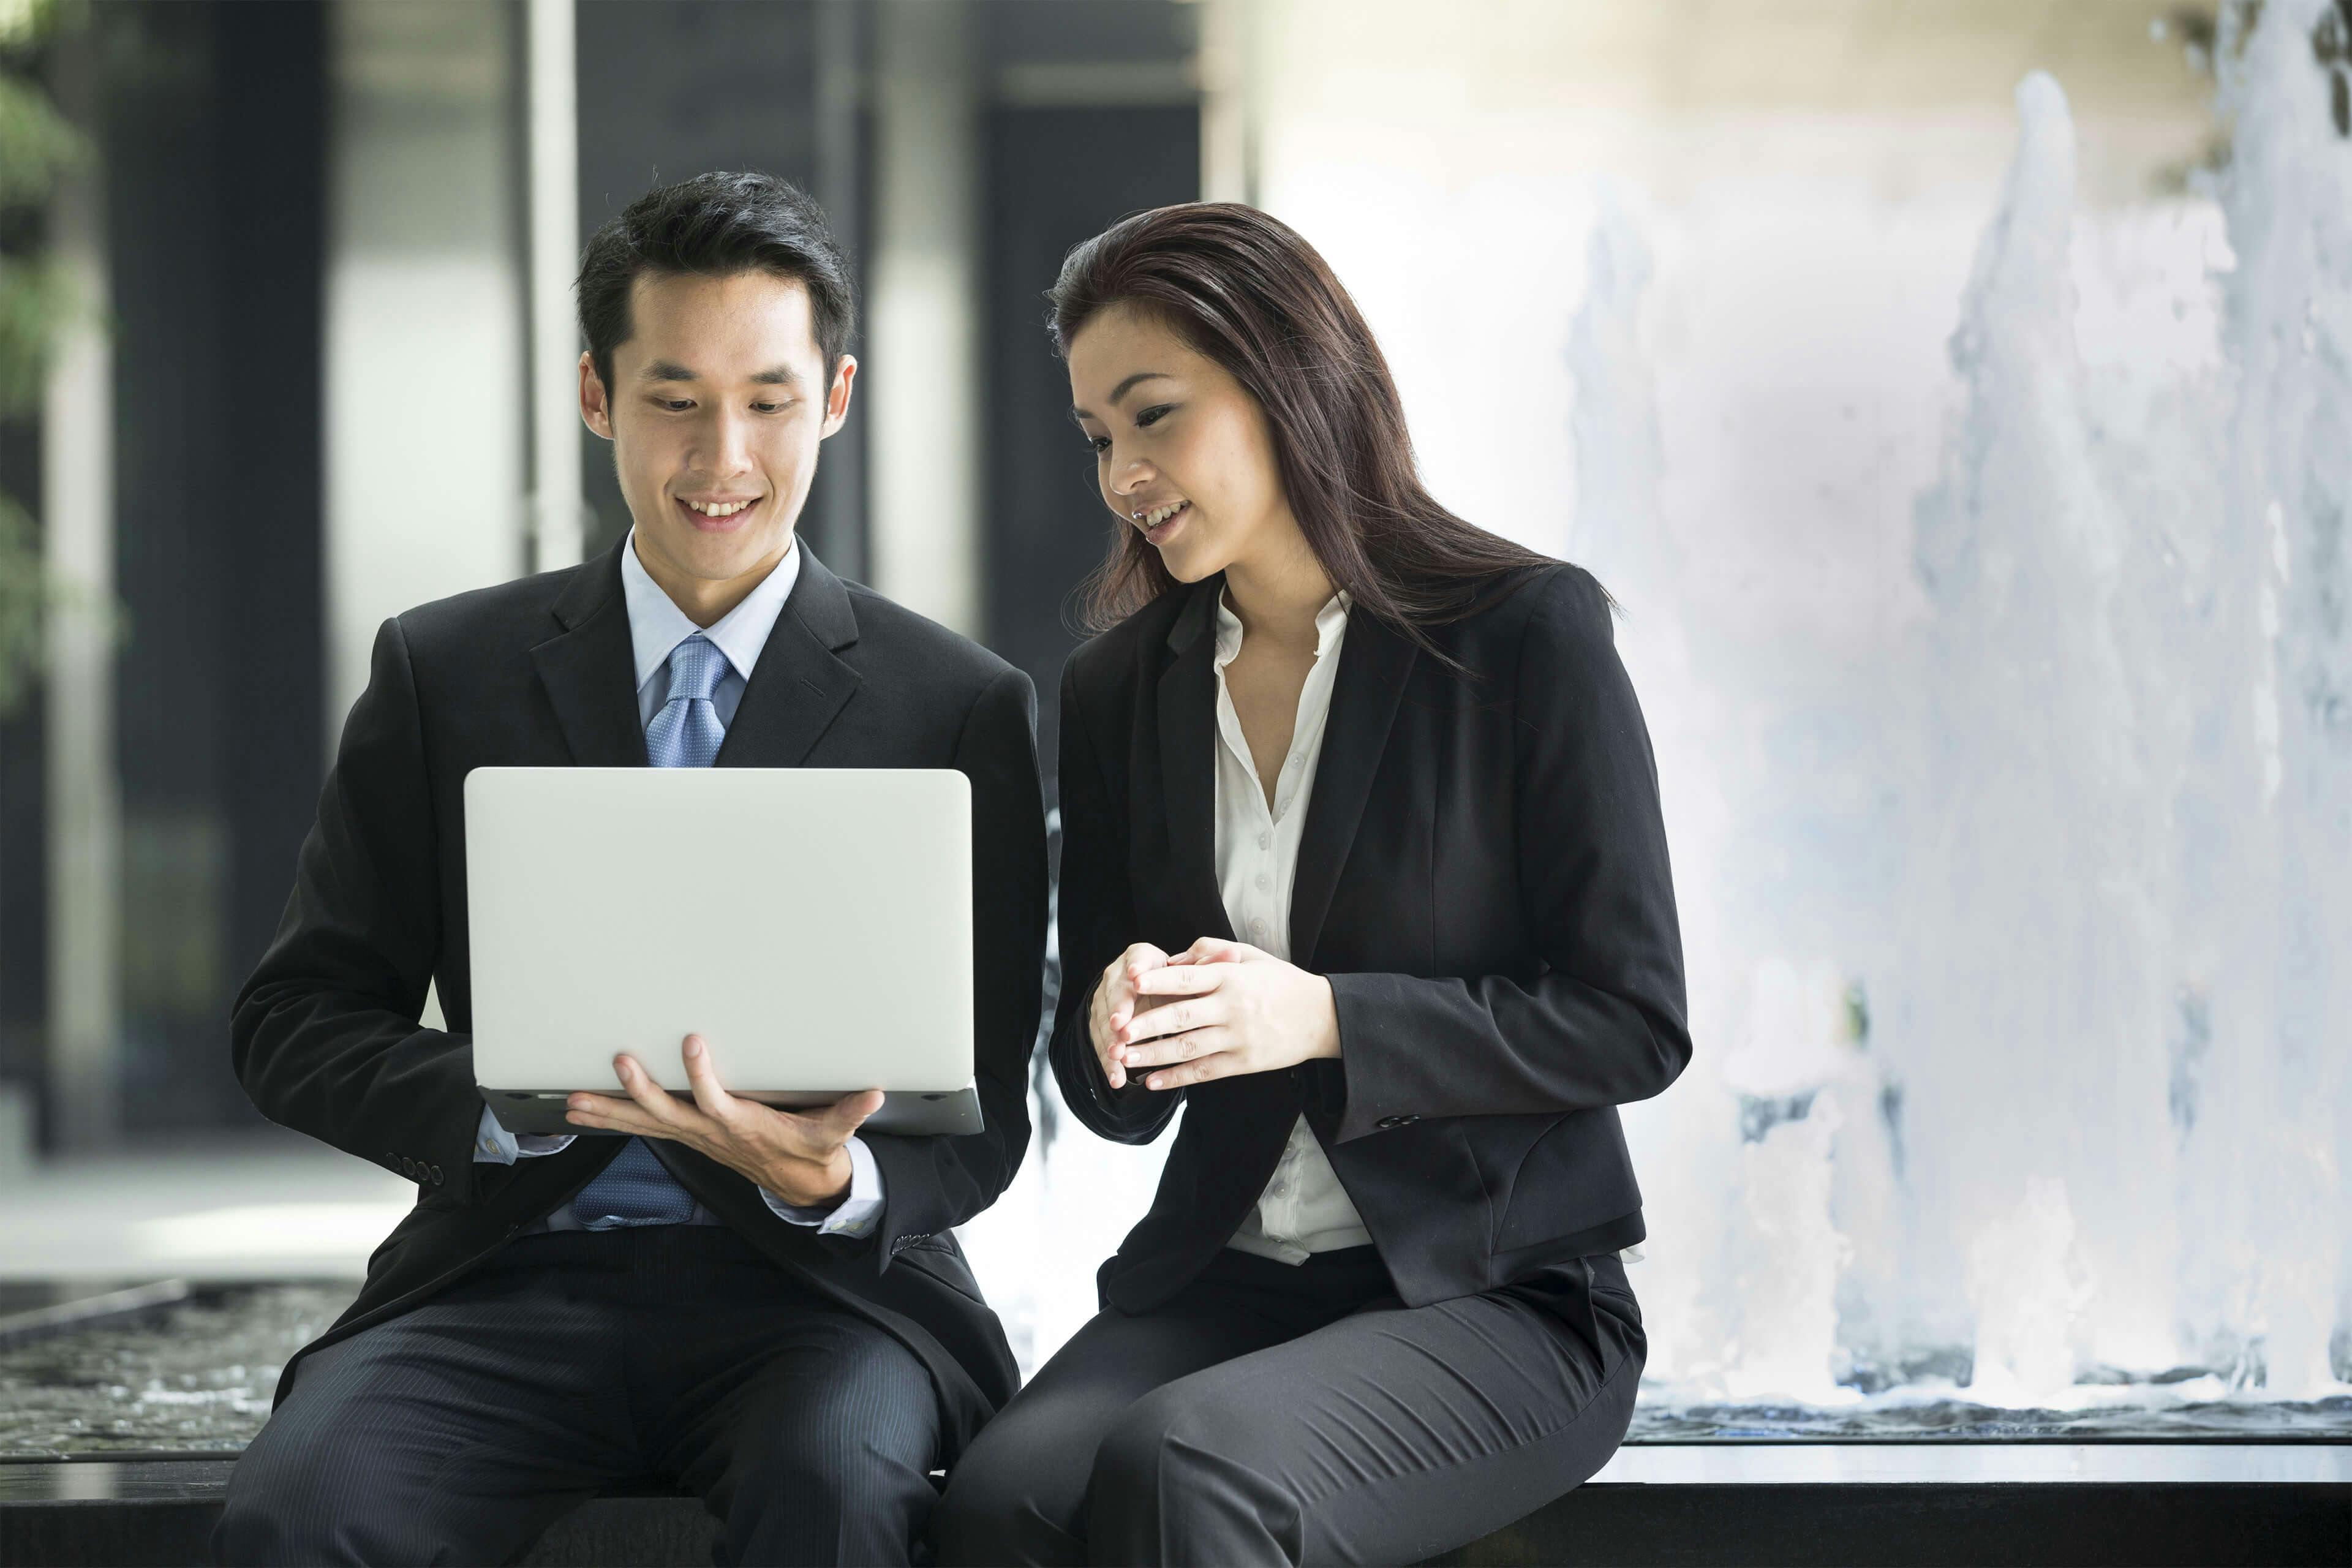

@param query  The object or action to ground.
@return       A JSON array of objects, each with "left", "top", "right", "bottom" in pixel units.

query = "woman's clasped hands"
[{"left": 1090, "top": 937, "right": 1341, "bottom": 1091}]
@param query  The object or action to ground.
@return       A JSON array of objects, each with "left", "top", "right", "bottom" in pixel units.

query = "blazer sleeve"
[
  {"left": 230, "top": 617, "right": 485, "bottom": 1195},
  {"left": 1046, "top": 660, "right": 1182, "bottom": 1145},
  {"left": 858, "top": 665, "right": 1047, "bottom": 1265},
  {"left": 1326, "top": 568, "right": 1691, "bottom": 1142}
]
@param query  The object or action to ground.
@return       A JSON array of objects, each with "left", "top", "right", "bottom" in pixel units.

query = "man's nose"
[{"left": 705, "top": 408, "right": 755, "bottom": 473}]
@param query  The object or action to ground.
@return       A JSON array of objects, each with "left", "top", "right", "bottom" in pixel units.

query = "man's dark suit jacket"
[
  {"left": 1050, "top": 563, "right": 1689, "bottom": 1314},
  {"left": 233, "top": 537, "right": 1048, "bottom": 1460}
]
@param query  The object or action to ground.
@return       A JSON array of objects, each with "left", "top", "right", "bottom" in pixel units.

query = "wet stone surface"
[
  {"left": 0, "top": 1283, "right": 355, "bottom": 1458},
  {"left": 2, "top": 1283, "right": 2348, "bottom": 1457}
]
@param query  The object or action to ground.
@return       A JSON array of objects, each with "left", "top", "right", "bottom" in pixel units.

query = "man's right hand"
[{"left": 1090, "top": 943, "right": 1172, "bottom": 1090}]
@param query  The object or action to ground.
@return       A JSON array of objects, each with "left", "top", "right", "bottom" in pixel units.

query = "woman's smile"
[{"left": 1136, "top": 499, "right": 1190, "bottom": 545}]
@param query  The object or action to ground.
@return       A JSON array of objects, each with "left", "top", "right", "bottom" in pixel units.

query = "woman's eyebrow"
[{"left": 1071, "top": 371, "right": 1174, "bottom": 421}]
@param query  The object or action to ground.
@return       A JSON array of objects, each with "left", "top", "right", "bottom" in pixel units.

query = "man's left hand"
[{"left": 565, "top": 1034, "right": 882, "bottom": 1209}]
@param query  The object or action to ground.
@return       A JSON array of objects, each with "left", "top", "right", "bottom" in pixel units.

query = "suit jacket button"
[
  {"left": 429, "top": 1164, "right": 444, "bottom": 1185},
  {"left": 401, "top": 1156, "right": 418, "bottom": 1177},
  {"left": 1376, "top": 1115, "right": 1418, "bottom": 1130}
]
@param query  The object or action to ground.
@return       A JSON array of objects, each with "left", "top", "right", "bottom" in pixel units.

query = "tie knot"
[{"left": 666, "top": 635, "right": 729, "bottom": 704}]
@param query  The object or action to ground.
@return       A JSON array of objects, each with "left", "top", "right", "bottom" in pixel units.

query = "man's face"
[{"left": 580, "top": 270, "right": 854, "bottom": 591}]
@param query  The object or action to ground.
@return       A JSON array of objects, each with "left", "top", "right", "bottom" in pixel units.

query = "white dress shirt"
[
  {"left": 1211, "top": 588, "right": 1375, "bottom": 1265},
  {"left": 470, "top": 529, "right": 884, "bottom": 1238}
]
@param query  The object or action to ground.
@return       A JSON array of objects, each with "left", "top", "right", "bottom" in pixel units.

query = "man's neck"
[{"left": 633, "top": 533, "right": 795, "bottom": 629}]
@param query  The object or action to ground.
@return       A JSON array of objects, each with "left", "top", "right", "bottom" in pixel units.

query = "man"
[{"left": 213, "top": 172, "right": 1046, "bottom": 1567}]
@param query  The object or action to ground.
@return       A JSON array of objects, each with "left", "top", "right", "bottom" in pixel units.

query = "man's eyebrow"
[
  {"left": 1070, "top": 370, "right": 1174, "bottom": 421},
  {"left": 638, "top": 361, "right": 803, "bottom": 388}
]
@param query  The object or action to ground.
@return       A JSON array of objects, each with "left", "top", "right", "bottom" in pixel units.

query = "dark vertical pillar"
[
  {"left": 217, "top": 0, "right": 327, "bottom": 1019},
  {"left": 982, "top": 104, "right": 1199, "bottom": 797},
  {"left": 0, "top": 36, "right": 62, "bottom": 1125},
  {"left": 573, "top": 1, "right": 865, "bottom": 571},
  {"left": 101, "top": 0, "right": 326, "bottom": 1133},
  {"left": 104, "top": 1, "right": 233, "bottom": 1132},
  {"left": 0, "top": 440, "right": 46, "bottom": 1123}
]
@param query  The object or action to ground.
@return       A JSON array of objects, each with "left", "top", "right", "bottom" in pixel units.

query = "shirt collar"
[
  {"left": 619, "top": 529, "right": 804, "bottom": 693},
  {"left": 1213, "top": 584, "right": 1352, "bottom": 668}
]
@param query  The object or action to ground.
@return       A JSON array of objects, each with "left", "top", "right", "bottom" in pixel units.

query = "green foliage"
[
  {"left": 0, "top": 70, "right": 80, "bottom": 207},
  {"left": 0, "top": 0, "right": 90, "bottom": 721},
  {"left": 0, "top": 253, "right": 73, "bottom": 418},
  {"left": 0, "top": 496, "right": 49, "bottom": 716}
]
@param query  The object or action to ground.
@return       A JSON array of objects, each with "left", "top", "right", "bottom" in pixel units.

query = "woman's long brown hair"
[{"left": 1049, "top": 202, "right": 1562, "bottom": 650}]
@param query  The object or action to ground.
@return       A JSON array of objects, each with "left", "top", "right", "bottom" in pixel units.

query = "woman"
[{"left": 933, "top": 204, "right": 1689, "bottom": 1567}]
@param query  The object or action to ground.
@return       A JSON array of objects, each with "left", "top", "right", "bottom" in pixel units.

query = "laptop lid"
[{"left": 464, "top": 766, "right": 973, "bottom": 1101}]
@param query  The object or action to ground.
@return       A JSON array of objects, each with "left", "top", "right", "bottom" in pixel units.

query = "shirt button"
[
  {"left": 1257, "top": 832, "right": 1271, "bottom": 850},
  {"left": 1251, "top": 919, "right": 1267, "bottom": 935},
  {"left": 1255, "top": 873, "right": 1270, "bottom": 891}
]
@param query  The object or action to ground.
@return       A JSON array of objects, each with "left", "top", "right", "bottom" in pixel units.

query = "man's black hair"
[{"left": 576, "top": 170, "right": 855, "bottom": 393}]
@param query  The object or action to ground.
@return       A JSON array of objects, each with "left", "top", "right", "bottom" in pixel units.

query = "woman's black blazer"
[{"left": 1049, "top": 563, "right": 1691, "bottom": 1313}]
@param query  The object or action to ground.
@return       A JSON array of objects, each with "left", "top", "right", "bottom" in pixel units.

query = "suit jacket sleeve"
[
  {"left": 1046, "top": 660, "right": 1182, "bottom": 1145},
  {"left": 230, "top": 616, "right": 484, "bottom": 1194},
  {"left": 1327, "top": 568, "right": 1692, "bottom": 1142},
  {"left": 858, "top": 666, "right": 1048, "bottom": 1265}
]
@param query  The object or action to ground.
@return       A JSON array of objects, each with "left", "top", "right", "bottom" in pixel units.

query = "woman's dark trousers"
[{"left": 932, "top": 1246, "right": 1643, "bottom": 1567}]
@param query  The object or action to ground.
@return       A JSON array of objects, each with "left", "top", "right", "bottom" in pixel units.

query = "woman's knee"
[{"left": 933, "top": 1427, "right": 1080, "bottom": 1567}]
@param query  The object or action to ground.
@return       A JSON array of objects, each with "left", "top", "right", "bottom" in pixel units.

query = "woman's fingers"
[
  {"left": 1132, "top": 964, "right": 1224, "bottom": 997},
  {"left": 1118, "top": 1025, "right": 1229, "bottom": 1069},
  {"left": 1119, "top": 995, "right": 1226, "bottom": 1045},
  {"left": 1107, "top": 942, "right": 1170, "bottom": 1030},
  {"left": 1144, "top": 1050, "right": 1240, "bottom": 1091}
]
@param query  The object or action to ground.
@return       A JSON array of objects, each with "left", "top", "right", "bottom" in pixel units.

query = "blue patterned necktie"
[{"left": 572, "top": 634, "right": 731, "bottom": 1230}]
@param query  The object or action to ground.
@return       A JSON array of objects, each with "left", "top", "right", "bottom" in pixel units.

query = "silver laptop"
[{"left": 466, "top": 766, "right": 981, "bottom": 1139}]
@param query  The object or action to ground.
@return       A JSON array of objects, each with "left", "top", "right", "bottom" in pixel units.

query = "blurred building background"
[
  {"left": 2, "top": 0, "right": 2346, "bottom": 1412},
  {"left": 0, "top": 0, "right": 1204, "bottom": 1152}
]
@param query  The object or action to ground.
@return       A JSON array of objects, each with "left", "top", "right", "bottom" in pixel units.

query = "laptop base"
[{"left": 483, "top": 1084, "right": 983, "bottom": 1139}]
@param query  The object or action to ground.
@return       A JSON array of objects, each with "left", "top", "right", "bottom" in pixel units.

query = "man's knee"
[
  {"left": 213, "top": 1435, "right": 394, "bottom": 1567},
  {"left": 738, "top": 1329, "right": 936, "bottom": 1491}
]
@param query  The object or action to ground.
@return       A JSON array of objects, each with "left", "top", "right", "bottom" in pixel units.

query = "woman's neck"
[{"left": 1221, "top": 523, "right": 1335, "bottom": 652}]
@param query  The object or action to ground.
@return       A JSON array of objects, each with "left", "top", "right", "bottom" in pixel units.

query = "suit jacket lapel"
[
  {"left": 530, "top": 537, "right": 647, "bottom": 767},
  {"left": 715, "top": 548, "right": 862, "bottom": 768},
  {"left": 1289, "top": 606, "right": 1417, "bottom": 968},
  {"left": 1152, "top": 579, "right": 1235, "bottom": 947}
]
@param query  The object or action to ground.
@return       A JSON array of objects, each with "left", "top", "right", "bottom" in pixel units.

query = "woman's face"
[{"left": 1067, "top": 303, "right": 1295, "bottom": 584}]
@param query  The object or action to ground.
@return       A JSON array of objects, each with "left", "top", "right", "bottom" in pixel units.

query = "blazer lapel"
[
  {"left": 1152, "top": 579, "right": 1235, "bottom": 947},
  {"left": 715, "top": 548, "right": 862, "bottom": 768},
  {"left": 529, "top": 537, "right": 647, "bottom": 768},
  {"left": 1289, "top": 606, "right": 1417, "bottom": 968}
]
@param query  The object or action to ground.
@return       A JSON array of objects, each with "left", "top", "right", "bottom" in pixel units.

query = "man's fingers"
[
  {"left": 1182, "top": 937, "right": 1256, "bottom": 965},
  {"left": 679, "top": 1035, "right": 738, "bottom": 1124},
  {"left": 565, "top": 1091, "right": 680, "bottom": 1141},
  {"left": 821, "top": 1088, "right": 884, "bottom": 1140},
  {"left": 613, "top": 1055, "right": 693, "bottom": 1126}
]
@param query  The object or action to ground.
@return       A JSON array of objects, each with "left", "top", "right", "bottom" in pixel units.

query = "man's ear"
[
  {"left": 819, "top": 355, "right": 858, "bottom": 441},
  {"left": 579, "top": 350, "right": 615, "bottom": 441}
]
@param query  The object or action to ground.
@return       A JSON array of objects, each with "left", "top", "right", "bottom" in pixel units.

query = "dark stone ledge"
[{"left": 1, "top": 1449, "right": 2346, "bottom": 1567}]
